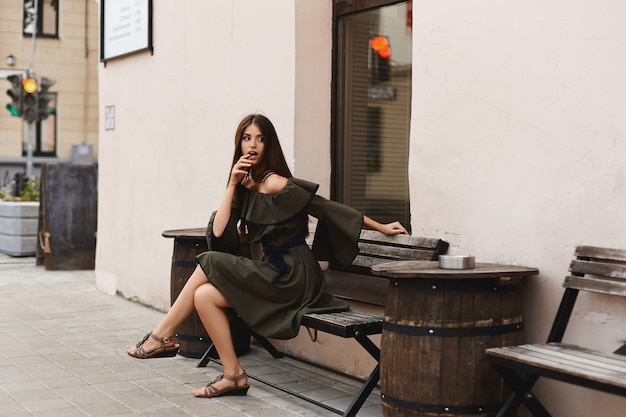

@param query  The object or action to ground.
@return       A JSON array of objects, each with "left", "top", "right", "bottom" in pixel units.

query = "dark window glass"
[
  {"left": 333, "top": 1, "right": 413, "bottom": 231},
  {"left": 24, "top": 0, "right": 59, "bottom": 38},
  {"left": 23, "top": 93, "right": 57, "bottom": 157}
]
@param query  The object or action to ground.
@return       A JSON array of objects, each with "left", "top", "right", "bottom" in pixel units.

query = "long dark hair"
[
  {"left": 230, "top": 114, "right": 292, "bottom": 183},
  {"left": 231, "top": 114, "right": 293, "bottom": 242}
]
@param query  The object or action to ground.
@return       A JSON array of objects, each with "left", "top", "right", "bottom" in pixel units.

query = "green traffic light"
[{"left": 6, "top": 103, "right": 20, "bottom": 117}]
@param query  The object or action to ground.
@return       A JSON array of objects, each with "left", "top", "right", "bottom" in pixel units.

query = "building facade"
[
  {"left": 0, "top": 0, "right": 99, "bottom": 179},
  {"left": 96, "top": 1, "right": 626, "bottom": 416}
]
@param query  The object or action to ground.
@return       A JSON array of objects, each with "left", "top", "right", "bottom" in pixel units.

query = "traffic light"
[
  {"left": 6, "top": 74, "right": 23, "bottom": 117},
  {"left": 38, "top": 77, "right": 56, "bottom": 120},
  {"left": 22, "top": 77, "right": 39, "bottom": 123},
  {"left": 369, "top": 36, "right": 391, "bottom": 83}
]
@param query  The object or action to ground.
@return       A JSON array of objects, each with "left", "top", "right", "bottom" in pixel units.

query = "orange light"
[
  {"left": 22, "top": 77, "right": 38, "bottom": 94},
  {"left": 370, "top": 36, "right": 391, "bottom": 59}
]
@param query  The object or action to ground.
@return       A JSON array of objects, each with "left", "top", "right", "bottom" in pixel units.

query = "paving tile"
[
  {"left": 18, "top": 397, "right": 72, "bottom": 413},
  {"left": 0, "top": 366, "right": 34, "bottom": 383},
  {"left": 0, "top": 401, "right": 31, "bottom": 417},
  {"left": 31, "top": 407, "right": 89, "bottom": 417},
  {"left": 0, "top": 255, "right": 383, "bottom": 417},
  {"left": 40, "top": 376, "right": 86, "bottom": 389},
  {"left": 76, "top": 402, "right": 135, "bottom": 417}
]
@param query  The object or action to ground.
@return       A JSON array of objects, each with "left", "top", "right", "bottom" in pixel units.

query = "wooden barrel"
[
  {"left": 166, "top": 229, "right": 250, "bottom": 359},
  {"left": 40, "top": 163, "right": 98, "bottom": 270},
  {"left": 380, "top": 277, "right": 524, "bottom": 417}
]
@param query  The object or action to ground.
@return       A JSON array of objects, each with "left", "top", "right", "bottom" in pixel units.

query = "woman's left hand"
[{"left": 379, "top": 221, "right": 408, "bottom": 236}]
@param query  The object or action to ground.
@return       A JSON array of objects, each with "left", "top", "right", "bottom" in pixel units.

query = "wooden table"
[{"left": 371, "top": 261, "right": 539, "bottom": 417}]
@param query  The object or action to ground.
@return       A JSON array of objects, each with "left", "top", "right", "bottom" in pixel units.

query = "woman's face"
[{"left": 241, "top": 123, "right": 265, "bottom": 167}]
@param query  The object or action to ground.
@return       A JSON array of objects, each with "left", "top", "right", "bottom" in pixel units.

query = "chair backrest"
[
  {"left": 546, "top": 245, "right": 626, "bottom": 343},
  {"left": 564, "top": 245, "right": 626, "bottom": 297},
  {"left": 352, "top": 229, "right": 449, "bottom": 269}
]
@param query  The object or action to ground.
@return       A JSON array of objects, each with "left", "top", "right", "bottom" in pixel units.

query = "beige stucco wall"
[
  {"left": 97, "top": 1, "right": 626, "bottom": 415},
  {"left": 409, "top": 2, "right": 626, "bottom": 416},
  {"left": 96, "top": 1, "right": 329, "bottom": 305},
  {"left": 0, "top": 0, "right": 99, "bottom": 158}
]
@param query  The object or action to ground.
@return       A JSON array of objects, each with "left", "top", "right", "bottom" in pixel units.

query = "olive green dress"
[{"left": 195, "top": 177, "right": 363, "bottom": 340}]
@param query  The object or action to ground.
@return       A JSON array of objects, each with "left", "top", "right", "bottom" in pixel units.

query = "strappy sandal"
[
  {"left": 127, "top": 332, "right": 179, "bottom": 359},
  {"left": 195, "top": 371, "right": 250, "bottom": 398}
]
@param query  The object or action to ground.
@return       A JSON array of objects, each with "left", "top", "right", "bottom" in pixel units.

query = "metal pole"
[
  {"left": 26, "top": 1, "right": 38, "bottom": 179},
  {"left": 29, "top": 1, "right": 38, "bottom": 73},
  {"left": 26, "top": 121, "right": 35, "bottom": 178}
]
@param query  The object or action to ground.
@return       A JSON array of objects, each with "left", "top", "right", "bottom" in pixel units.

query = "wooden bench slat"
[
  {"left": 569, "top": 259, "right": 626, "bottom": 280},
  {"left": 486, "top": 343, "right": 626, "bottom": 390},
  {"left": 302, "top": 310, "right": 383, "bottom": 338},
  {"left": 575, "top": 245, "right": 626, "bottom": 262},
  {"left": 493, "top": 343, "right": 626, "bottom": 373},
  {"left": 357, "top": 243, "right": 440, "bottom": 260},
  {"left": 358, "top": 229, "right": 444, "bottom": 249},
  {"left": 353, "top": 252, "right": 435, "bottom": 268},
  {"left": 563, "top": 274, "right": 626, "bottom": 296}
]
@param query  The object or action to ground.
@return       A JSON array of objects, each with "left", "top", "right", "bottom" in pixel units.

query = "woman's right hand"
[{"left": 229, "top": 154, "right": 252, "bottom": 186}]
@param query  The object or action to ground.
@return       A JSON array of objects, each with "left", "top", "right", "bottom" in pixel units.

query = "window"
[
  {"left": 23, "top": 93, "right": 57, "bottom": 157},
  {"left": 24, "top": 0, "right": 59, "bottom": 38},
  {"left": 333, "top": 0, "right": 413, "bottom": 230}
]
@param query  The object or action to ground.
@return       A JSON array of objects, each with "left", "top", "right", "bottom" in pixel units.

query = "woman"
[{"left": 126, "top": 113, "right": 407, "bottom": 398}]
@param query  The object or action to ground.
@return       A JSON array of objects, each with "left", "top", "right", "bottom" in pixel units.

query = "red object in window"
[
  {"left": 406, "top": 2, "right": 412, "bottom": 29},
  {"left": 370, "top": 36, "right": 391, "bottom": 59}
]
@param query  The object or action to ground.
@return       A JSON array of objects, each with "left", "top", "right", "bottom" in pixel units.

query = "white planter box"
[{"left": 0, "top": 201, "right": 39, "bottom": 256}]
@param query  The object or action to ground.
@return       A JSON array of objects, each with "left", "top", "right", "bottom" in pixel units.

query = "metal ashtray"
[{"left": 438, "top": 255, "right": 475, "bottom": 270}]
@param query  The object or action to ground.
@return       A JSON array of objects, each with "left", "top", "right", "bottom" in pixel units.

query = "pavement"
[{"left": 0, "top": 253, "right": 383, "bottom": 417}]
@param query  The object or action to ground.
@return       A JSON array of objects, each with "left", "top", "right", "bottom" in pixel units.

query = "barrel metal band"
[
  {"left": 172, "top": 258, "right": 197, "bottom": 268},
  {"left": 382, "top": 321, "right": 523, "bottom": 337},
  {"left": 392, "top": 279, "right": 521, "bottom": 293},
  {"left": 175, "top": 332, "right": 209, "bottom": 342},
  {"left": 381, "top": 394, "right": 502, "bottom": 414}
]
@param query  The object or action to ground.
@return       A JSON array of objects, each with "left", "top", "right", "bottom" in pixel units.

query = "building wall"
[
  {"left": 96, "top": 1, "right": 625, "bottom": 416},
  {"left": 409, "top": 1, "right": 626, "bottom": 416},
  {"left": 95, "top": 0, "right": 331, "bottom": 307},
  {"left": 0, "top": 0, "right": 99, "bottom": 160}
]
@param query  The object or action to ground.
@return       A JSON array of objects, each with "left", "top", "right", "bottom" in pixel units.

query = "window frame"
[
  {"left": 22, "top": 92, "right": 58, "bottom": 158},
  {"left": 331, "top": 0, "right": 413, "bottom": 230},
  {"left": 23, "top": 0, "right": 60, "bottom": 39}
]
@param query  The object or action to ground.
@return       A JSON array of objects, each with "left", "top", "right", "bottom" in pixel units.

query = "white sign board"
[{"left": 101, "top": 0, "right": 152, "bottom": 62}]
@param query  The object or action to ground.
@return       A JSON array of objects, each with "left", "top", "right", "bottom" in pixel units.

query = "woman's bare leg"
[
  {"left": 126, "top": 265, "right": 209, "bottom": 355},
  {"left": 192, "top": 282, "right": 248, "bottom": 395}
]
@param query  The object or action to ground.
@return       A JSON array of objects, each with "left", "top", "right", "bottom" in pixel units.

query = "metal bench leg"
[
  {"left": 337, "top": 334, "right": 381, "bottom": 417},
  {"left": 491, "top": 365, "right": 551, "bottom": 417},
  {"left": 343, "top": 364, "right": 380, "bottom": 417},
  {"left": 248, "top": 330, "right": 284, "bottom": 359},
  {"left": 197, "top": 333, "right": 283, "bottom": 367},
  {"left": 355, "top": 334, "right": 380, "bottom": 362},
  {"left": 197, "top": 342, "right": 218, "bottom": 368}
]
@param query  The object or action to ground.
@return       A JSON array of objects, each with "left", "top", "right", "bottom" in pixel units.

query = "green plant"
[{"left": 0, "top": 178, "right": 40, "bottom": 202}]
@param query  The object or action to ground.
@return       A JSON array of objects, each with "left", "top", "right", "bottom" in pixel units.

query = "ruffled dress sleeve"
[
  {"left": 206, "top": 208, "right": 243, "bottom": 255},
  {"left": 307, "top": 194, "right": 364, "bottom": 268},
  {"left": 239, "top": 177, "right": 318, "bottom": 226}
]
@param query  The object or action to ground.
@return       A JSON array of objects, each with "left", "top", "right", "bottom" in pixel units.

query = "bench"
[
  {"left": 485, "top": 245, "right": 626, "bottom": 417},
  {"left": 198, "top": 228, "right": 449, "bottom": 417}
]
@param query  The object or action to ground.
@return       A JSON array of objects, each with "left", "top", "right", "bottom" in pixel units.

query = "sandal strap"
[
  {"left": 204, "top": 385, "right": 219, "bottom": 396},
  {"left": 135, "top": 332, "right": 151, "bottom": 348},
  {"left": 223, "top": 370, "right": 247, "bottom": 383},
  {"left": 201, "top": 371, "right": 247, "bottom": 397},
  {"left": 149, "top": 332, "right": 176, "bottom": 345},
  {"left": 133, "top": 331, "right": 177, "bottom": 357}
]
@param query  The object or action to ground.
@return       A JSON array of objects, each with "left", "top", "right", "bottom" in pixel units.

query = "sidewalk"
[{"left": 0, "top": 254, "right": 382, "bottom": 417}]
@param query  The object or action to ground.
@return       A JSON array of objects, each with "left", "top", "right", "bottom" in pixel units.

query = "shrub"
[{"left": 0, "top": 178, "right": 40, "bottom": 202}]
